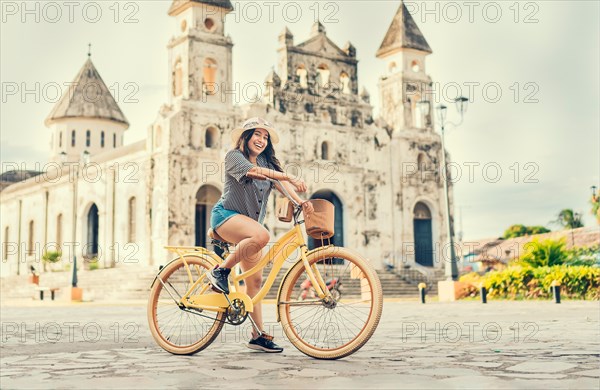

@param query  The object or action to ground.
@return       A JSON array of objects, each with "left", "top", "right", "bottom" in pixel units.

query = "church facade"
[{"left": 0, "top": 0, "right": 454, "bottom": 277}]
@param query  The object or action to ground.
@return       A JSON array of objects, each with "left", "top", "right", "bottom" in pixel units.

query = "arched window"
[
  {"left": 317, "top": 64, "right": 330, "bottom": 87},
  {"left": 321, "top": 141, "right": 330, "bottom": 160},
  {"left": 173, "top": 58, "right": 183, "bottom": 97},
  {"left": 296, "top": 65, "right": 308, "bottom": 88},
  {"left": 204, "top": 18, "right": 215, "bottom": 31},
  {"left": 388, "top": 61, "right": 398, "bottom": 74},
  {"left": 27, "top": 220, "right": 34, "bottom": 256},
  {"left": 205, "top": 127, "right": 218, "bottom": 148},
  {"left": 417, "top": 153, "right": 426, "bottom": 171},
  {"left": 128, "top": 197, "right": 136, "bottom": 243},
  {"left": 56, "top": 214, "right": 63, "bottom": 251},
  {"left": 203, "top": 58, "right": 217, "bottom": 95},
  {"left": 414, "top": 202, "right": 432, "bottom": 219},
  {"left": 59, "top": 131, "right": 62, "bottom": 148},
  {"left": 340, "top": 71, "right": 350, "bottom": 94},
  {"left": 411, "top": 60, "right": 420, "bottom": 72},
  {"left": 3, "top": 226, "right": 8, "bottom": 261},
  {"left": 101, "top": 131, "right": 105, "bottom": 148},
  {"left": 113, "top": 133, "right": 116, "bottom": 148},
  {"left": 86, "top": 130, "right": 91, "bottom": 147},
  {"left": 71, "top": 130, "right": 76, "bottom": 147}
]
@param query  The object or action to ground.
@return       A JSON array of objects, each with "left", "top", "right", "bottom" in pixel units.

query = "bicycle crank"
[{"left": 226, "top": 298, "right": 248, "bottom": 325}]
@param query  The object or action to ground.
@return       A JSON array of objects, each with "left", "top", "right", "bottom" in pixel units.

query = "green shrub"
[
  {"left": 565, "top": 244, "right": 599, "bottom": 266},
  {"left": 516, "top": 238, "right": 568, "bottom": 267},
  {"left": 42, "top": 250, "right": 62, "bottom": 264},
  {"left": 86, "top": 257, "right": 100, "bottom": 270},
  {"left": 460, "top": 265, "right": 600, "bottom": 300}
]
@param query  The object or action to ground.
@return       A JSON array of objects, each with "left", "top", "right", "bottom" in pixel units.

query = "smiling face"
[{"left": 246, "top": 128, "right": 270, "bottom": 157}]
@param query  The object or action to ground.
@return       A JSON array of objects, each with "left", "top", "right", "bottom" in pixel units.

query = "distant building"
[{"left": 462, "top": 226, "right": 600, "bottom": 272}]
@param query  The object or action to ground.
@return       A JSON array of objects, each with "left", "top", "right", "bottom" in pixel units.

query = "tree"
[
  {"left": 529, "top": 226, "right": 551, "bottom": 235},
  {"left": 517, "top": 238, "right": 568, "bottom": 267},
  {"left": 554, "top": 209, "right": 584, "bottom": 229},
  {"left": 591, "top": 193, "right": 600, "bottom": 224},
  {"left": 503, "top": 224, "right": 550, "bottom": 239}
]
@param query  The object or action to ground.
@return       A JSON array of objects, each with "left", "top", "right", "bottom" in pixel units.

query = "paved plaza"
[{"left": 1, "top": 300, "right": 599, "bottom": 389}]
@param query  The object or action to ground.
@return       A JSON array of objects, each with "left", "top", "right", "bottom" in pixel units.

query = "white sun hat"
[{"left": 231, "top": 117, "right": 280, "bottom": 145}]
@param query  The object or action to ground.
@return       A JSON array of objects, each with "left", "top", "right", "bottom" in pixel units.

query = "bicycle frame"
[{"left": 160, "top": 179, "right": 332, "bottom": 315}]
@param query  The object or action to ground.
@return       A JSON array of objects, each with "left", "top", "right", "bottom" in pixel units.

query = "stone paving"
[{"left": 1, "top": 300, "right": 599, "bottom": 389}]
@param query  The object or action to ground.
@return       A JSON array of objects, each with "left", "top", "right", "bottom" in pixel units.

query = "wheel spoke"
[
  {"left": 148, "top": 257, "right": 225, "bottom": 354},
  {"left": 279, "top": 249, "right": 382, "bottom": 356}
]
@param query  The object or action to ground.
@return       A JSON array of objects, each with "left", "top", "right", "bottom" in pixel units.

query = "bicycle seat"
[{"left": 207, "top": 228, "right": 230, "bottom": 244}]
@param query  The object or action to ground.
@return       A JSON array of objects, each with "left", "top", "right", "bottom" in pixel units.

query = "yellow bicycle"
[{"left": 147, "top": 179, "right": 383, "bottom": 359}]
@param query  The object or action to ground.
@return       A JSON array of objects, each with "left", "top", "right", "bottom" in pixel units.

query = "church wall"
[{"left": 0, "top": 144, "right": 152, "bottom": 278}]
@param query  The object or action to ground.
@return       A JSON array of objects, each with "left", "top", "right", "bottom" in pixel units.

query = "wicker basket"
[{"left": 304, "top": 199, "right": 335, "bottom": 239}]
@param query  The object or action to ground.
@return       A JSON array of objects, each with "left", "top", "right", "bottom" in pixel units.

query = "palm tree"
[{"left": 553, "top": 209, "right": 584, "bottom": 229}]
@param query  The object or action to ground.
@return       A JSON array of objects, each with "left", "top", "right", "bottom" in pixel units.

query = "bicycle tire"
[
  {"left": 147, "top": 255, "right": 225, "bottom": 355},
  {"left": 278, "top": 246, "right": 383, "bottom": 359}
]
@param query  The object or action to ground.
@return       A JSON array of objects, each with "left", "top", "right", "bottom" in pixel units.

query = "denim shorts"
[{"left": 210, "top": 201, "right": 240, "bottom": 230}]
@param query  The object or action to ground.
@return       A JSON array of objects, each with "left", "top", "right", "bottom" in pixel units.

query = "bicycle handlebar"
[{"left": 265, "top": 178, "right": 301, "bottom": 208}]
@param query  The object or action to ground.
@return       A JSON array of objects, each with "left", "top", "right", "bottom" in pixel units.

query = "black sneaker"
[
  {"left": 206, "top": 266, "right": 231, "bottom": 294},
  {"left": 247, "top": 333, "right": 283, "bottom": 353}
]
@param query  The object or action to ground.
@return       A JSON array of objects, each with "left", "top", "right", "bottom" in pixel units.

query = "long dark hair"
[{"left": 236, "top": 129, "right": 283, "bottom": 172}]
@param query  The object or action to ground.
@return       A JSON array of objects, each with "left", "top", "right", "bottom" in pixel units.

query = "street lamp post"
[
  {"left": 592, "top": 185, "right": 599, "bottom": 224},
  {"left": 419, "top": 97, "right": 468, "bottom": 281},
  {"left": 571, "top": 211, "right": 582, "bottom": 246},
  {"left": 60, "top": 150, "right": 89, "bottom": 296}
]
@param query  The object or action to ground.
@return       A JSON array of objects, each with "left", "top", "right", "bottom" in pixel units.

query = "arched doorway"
[
  {"left": 413, "top": 202, "right": 433, "bottom": 267},
  {"left": 195, "top": 185, "right": 221, "bottom": 253},
  {"left": 309, "top": 190, "right": 343, "bottom": 264},
  {"left": 86, "top": 204, "right": 99, "bottom": 258}
]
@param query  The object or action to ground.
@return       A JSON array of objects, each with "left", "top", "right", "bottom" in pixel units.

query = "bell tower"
[
  {"left": 45, "top": 54, "right": 129, "bottom": 164},
  {"left": 376, "top": 1, "right": 454, "bottom": 273},
  {"left": 167, "top": 0, "right": 234, "bottom": 108},
  {"left": 377, "top": 1, "right": 433, "bottom": 134}
]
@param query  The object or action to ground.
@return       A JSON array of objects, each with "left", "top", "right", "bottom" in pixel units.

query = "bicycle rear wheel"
[
  {"left": 147, "top": 255, "right": 225, "bottom": 355},
  {"left": 278, "top": 246, "right": 383, "bottom": 359}
]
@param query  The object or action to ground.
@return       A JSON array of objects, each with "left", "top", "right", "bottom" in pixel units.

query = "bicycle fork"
[{"left": 300, "top": 246, "right": 333, "bottom": 302}]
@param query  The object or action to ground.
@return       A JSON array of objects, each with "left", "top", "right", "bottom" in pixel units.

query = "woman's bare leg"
[
  {"left": 215, "top": 214, "right": 268, "bottom": 336},
  {"left": 215, "top": 214, "right": 269, "bottom": 270},
  {"left": 240, "top": 251, "right": 264, "bottom": 338}
]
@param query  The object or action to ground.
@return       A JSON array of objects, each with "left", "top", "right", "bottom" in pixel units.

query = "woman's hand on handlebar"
[
  {"left": 289, "top": 177, "right": 307, "bottom": 193},
  {"left": 301, "top": 200, "right": 314, "bottom": 215}
]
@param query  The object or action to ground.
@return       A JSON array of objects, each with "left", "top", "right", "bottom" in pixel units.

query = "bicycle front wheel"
[
  {"left": 147, "top": 255, "right": 225, "bottom": 355},
  {"left": 278, "top": 246, "right": 383, "bottom": 359}
]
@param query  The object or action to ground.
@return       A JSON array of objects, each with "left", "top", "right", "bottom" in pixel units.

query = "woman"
[{"left": 207, "top": 117, "right": 314, "bottom": 353}]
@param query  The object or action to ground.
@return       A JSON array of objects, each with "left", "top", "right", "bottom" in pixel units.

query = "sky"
[{"left": 1, "top": 0, "right": 599, "bottom": 241}]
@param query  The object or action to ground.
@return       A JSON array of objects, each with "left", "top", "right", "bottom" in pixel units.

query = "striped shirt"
[{"left": 220, "top": 149, "right": 275, "bottom": 224}]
